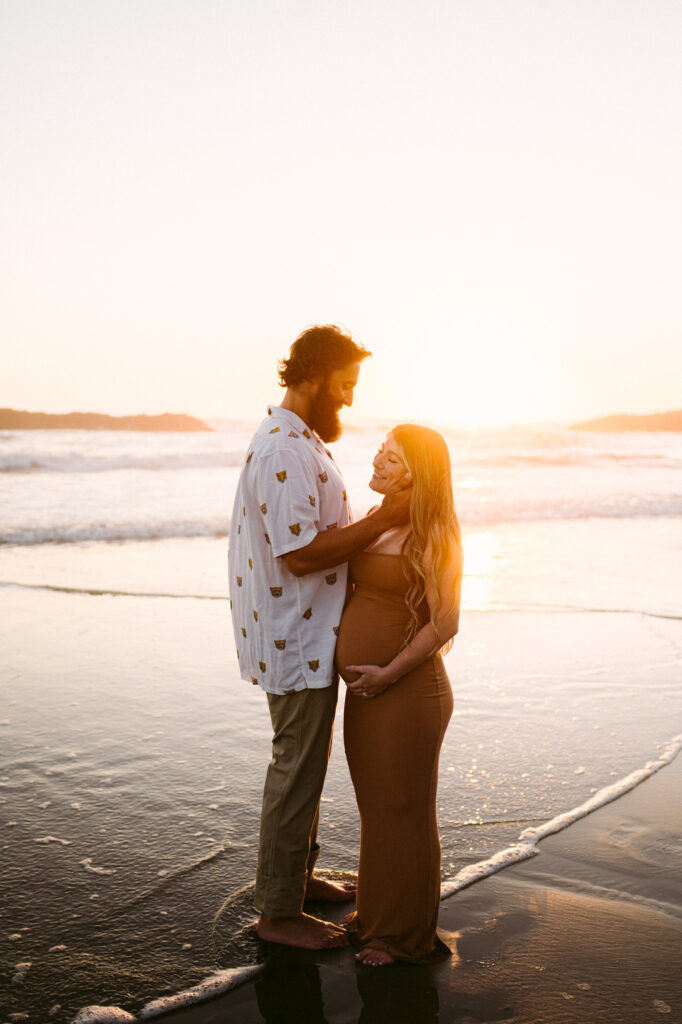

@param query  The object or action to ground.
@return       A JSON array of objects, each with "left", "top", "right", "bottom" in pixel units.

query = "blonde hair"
[{"left": 392, "top": 424, "right": 462, "bottom": 652}]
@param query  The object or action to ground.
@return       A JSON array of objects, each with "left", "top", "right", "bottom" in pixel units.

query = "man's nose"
[{"left": 342, "top": 389, "right": 354, "bottom": 407}]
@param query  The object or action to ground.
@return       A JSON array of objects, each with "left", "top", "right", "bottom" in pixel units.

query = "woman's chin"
[{"left": 369, "top": 477, "right": 386, "bottom": 494}]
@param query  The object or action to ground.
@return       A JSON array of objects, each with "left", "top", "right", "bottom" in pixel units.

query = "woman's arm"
[{"left": 345, "top": 543, "right": 461, "bottom": 699}]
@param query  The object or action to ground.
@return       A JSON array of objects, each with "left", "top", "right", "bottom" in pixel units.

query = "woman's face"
[{"left": 369, "top": 433, "right": 410, "bottom": 494}]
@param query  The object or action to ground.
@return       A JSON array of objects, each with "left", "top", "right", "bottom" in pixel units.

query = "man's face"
[{"left": 309, "top": 362, "right": 361, "bottom": 442}]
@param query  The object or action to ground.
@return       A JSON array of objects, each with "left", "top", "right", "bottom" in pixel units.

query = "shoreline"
[{"left": 74, "top": 735, "right": 682, "bottom": 1023}]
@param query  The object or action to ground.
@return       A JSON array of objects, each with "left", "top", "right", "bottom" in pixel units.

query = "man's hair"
[{"left": 278, "top": 325, "right": 371, "bottom": 388}]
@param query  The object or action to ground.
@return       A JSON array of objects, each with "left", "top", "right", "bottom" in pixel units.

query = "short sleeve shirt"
[{"left": 228, "top": 405, "right": 351, "bottom": 695}]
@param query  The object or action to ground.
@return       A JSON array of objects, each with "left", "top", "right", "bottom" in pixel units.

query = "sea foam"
[
  {"left": 139, "top": 965, "right": 262, "bottom": 1018},
  {"left": 3, "top": 493, "right": 682, "bottom": 547},
  {"left": 440, "top": 732, "right": 682, "bottom": 898},
  {"left": 72, "top": 1009, "right": 136, "bottom": 1024},
  {"left": 12, "top": 961, "right": 32, "bottom": 984}
]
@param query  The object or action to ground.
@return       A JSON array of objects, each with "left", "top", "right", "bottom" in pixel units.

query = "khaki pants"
[{"left": 254, "top": 680, "right": 339, "bottom": 917}]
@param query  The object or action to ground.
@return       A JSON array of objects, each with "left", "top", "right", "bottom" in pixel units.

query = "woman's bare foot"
[
  {"left": 305, "top": 875, "right": 357, "bottom": 903},
  {"left": 355, "top": 947, "right": 395, "bottom": 966},
  {"left": 340, "top": 911, "right": 355, "bottom": 927},
  {"left": 256, "top": 912, "right": 349, "bottom": 949}
]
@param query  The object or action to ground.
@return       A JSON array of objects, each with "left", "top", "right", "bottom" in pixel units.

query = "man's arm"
[{"left": 282, "top": 487, "right": 411, "bottom": 577}]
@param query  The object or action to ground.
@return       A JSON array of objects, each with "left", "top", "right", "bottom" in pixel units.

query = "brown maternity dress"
[{"left": 335, "top": 551, "right": 454, "bottom": 963}]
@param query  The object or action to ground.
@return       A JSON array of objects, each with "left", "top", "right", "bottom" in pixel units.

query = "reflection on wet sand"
[
  {"left": 255, "top": 960, "right": 326, "bottom": 1023},
  {"left": 355, "top": 964, "right": 440, "bottom": 1024},
  {"left": 253, "top": 952, "right": 444, "bottom": 1024}
]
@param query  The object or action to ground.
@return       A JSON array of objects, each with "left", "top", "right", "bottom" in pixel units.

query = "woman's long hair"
[{"left": 392, "top": 424, "right": 462, "bottom": 652}]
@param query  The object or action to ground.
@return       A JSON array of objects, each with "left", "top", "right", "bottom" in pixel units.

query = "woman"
[{"left": 336, "top": 424, "right": 462, "bottom": 966}]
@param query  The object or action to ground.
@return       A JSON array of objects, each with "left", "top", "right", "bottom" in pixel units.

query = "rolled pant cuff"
[{"left": 255, "top": 870, "right": 308, "bottom": 918}]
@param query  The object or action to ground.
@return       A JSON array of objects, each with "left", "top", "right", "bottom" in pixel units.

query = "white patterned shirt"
[{"left": 228, "top": 405, "right": 351, "bottom": 694}]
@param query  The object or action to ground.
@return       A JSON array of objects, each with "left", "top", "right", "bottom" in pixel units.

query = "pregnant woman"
[{"left": 336, "top": 424, "right": 462, "bottom": 966}]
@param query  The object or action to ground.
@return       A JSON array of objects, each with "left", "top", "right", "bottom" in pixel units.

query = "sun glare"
[
  {"left": 460, "top": 530, "right": 502, "bottom": 611},
  {"left": 405, "top": 322, "right": 550, "bottom": 428}
]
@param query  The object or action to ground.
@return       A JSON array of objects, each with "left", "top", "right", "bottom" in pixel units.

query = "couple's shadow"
[{"left": 254, "top": 951, "right": 440, "bottom": 1024}]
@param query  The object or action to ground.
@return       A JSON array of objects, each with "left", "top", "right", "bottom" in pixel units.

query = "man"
[{"left": 228, "top": 324, "right": 411, "bottom": 950}]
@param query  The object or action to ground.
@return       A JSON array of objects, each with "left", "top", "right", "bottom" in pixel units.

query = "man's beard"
[{"left": 309, "top": 382, "right": 342, "bottom": 442}]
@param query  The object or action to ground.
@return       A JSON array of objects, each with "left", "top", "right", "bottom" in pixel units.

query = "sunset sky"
[{"left": 2, "top": 1, "right": 681, "bottom": 427}]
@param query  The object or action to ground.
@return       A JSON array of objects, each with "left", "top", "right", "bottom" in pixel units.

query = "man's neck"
[{"left": 279, "top": 385, "right": 315, "bottom": 430}]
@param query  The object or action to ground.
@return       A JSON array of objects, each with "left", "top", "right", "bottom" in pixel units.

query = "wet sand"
[
  {"left": 158, "top": 752, "right": 682, "bottom": 1024},
  {"left": 1, "top": 573, "right": 680, "bottom": 1022}
]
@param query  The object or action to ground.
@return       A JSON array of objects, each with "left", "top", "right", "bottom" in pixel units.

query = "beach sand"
[{"left": 156, "top": 753, "right": 682, "bottom": 1024}]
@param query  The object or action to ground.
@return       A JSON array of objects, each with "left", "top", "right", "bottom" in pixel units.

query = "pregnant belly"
[{"left": 335, "top": 592, "right": 409, "bottom": 683}]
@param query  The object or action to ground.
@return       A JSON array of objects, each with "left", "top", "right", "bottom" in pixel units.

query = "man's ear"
[{"left": 300, "top": 376, "right": 321, "bottom": 396}]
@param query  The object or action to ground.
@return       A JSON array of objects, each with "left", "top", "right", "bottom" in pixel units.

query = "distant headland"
[
  {"left": 572, "top": 409, "right": 682, "bottom": 432},
  {"left": 0, "top": 408, "right": 213, "bottom": 432}
]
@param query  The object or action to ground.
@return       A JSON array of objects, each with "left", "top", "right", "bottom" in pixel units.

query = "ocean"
[{"left": 1, "top": 420, "right": 681, "bottom": 1021}]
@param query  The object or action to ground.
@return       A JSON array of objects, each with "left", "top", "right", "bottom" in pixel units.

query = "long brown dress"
[{"left": 335, "top": 551, "right": 454, "bottom": 963}]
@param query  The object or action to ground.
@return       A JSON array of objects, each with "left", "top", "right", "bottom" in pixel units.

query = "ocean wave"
[
  {"left": 0, "top": 519, "right": 230, "bottom": 546},
  {"left": 1, "top": 447, "right": 679, "bottom": 474},
  {"left": 467, "top": 494, "right": 682, "bottom": 522},
  {"left": 0, "top": 450, "right": 247, "bottom": 473},
  {"left": 2, "top": 495, "right": 681, "bottom": 546},
  {"left": 2, "top": 423, "right": 681, "bottom": 476},
  {"left": 469, "top": 450, "right": 682, "bottom": 469}
]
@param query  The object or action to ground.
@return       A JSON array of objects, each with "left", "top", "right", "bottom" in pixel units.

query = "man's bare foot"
[
  {"left": 305, "top": 875, "right": 357, "bottom": 903},
  {"left": 340, "top": 911, "right": 355, "bottom": 927},
  {"left": 256, "top": 912, "right": 349, "bottom": 950},
  {"left": 355, "top": 947, "right": 395, "bottom": 966}
]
